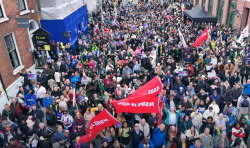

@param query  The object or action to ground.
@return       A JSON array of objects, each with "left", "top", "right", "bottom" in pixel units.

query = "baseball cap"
[{"left": 181, "top": 134, "right": 186, "bottom": 139}]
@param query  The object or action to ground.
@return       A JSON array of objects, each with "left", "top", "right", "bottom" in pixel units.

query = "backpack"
[{"left": 241, "top": 97, "right": 249, "bottom": 107}]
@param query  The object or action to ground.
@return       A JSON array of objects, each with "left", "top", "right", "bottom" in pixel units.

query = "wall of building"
[
  {"left": 0, "top": 0, "right": 40, "bottom": 111},
  {"left": 193, "top": 0, "right": 250, "bottom": 30}
]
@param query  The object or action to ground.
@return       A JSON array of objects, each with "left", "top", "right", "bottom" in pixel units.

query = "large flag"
[
  {"left": 237, "top": 25, "right": 249, "bottom": 43},
  {"left": 78, "top": 110, "right": 118, "bottom": 143},
  {"left": 112, "top": 95, "right": 160, "bottom": 114},
  {"left": 157, "top": 99, "right": 164, "bottom": 126},
  {"left": 178, "top": 28, "right": 186, "bottom": 46},
  {"left": 127, "top": 76, "right": 162, "bottom": 98},
  {"left": 24, "top": 94, "right": 38, "bottom": 108},
  {"left": 193, "top": 27, "right": 209, "bottom": 47}
]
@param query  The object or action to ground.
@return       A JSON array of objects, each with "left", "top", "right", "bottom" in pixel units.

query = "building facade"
[
  {"left": 192, "top": 0, "right": 249, "bottom": 30},
  {"left": 0, "top": 0, "right": 40, "bottom": 111}
]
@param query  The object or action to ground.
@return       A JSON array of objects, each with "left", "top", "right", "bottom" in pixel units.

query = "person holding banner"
[{"left": 19, "top": 69, "right": 31, "bottom": 88}]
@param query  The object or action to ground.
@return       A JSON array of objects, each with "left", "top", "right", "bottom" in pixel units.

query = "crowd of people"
[{"left": 2, "top": 0, "right": 250, "bottom": 148}]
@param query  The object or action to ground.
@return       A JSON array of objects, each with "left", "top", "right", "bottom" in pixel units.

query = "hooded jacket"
[
  {"left": 138, "top": 140, "right": 154, "bottom": 148},
  {"left": 152, "top": 127, "right": 166, "bottom": 147},
  {"left": 209, "top": 91, "right": 220, "bottom": 105}
]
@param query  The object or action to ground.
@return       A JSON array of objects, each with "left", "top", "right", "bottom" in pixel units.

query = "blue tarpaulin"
[{"left": 40, "top": 4, "right": 88, "bottom": 48}]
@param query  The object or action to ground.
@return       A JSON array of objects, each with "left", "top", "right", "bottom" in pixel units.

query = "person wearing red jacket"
[
  {"left": 8, "top": 138, "right": 23, "bottom": 148},
  {"left": 68, "top": 90, "right": 79, "bottom": 117},
  {"left": 103, "top": 75, "right": 111, "bottom": 89},
  {"left": 10, "top": 97, "right": 24, "bottom": 121}
]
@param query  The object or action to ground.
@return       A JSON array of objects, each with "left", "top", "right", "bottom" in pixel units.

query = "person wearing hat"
[
  {"left": 115, "top": 84, "right": 125, "bottom": 98},
  {"left": 125, "top": 88, "right": 133, "bottom": 97},
  {"left": 224, "top": 60, "right": 234, "bottom": 75},
  {"left": 209, "top": 91, "right": 220, "bottom": 105},
  {"left": 237, "top": 93, "right": 250, "bottom": 116}
]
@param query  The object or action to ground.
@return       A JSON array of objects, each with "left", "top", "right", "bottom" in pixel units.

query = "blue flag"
[{"left": 24, "top": 94, "right": 38, "bottom": 108}]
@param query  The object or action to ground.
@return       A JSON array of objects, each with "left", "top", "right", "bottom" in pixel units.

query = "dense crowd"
[{"left": 2, "top": 0, "right": 250, "bottom": 148}]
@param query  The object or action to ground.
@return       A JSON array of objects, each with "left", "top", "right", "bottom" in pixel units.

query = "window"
[
  {"left": 29, "top": 21, "right": 37, "bottom": 31},
  {"left": 17, "top": 0, "right": 26, "bottom": 11},
  {"left": 0, "top": 0, "right": 9, "bottom": 23},
  {"left": 17, "top": 0, "right": 30, "bottom": 15},
  {"left": 4, "top": 33, "right": 21, "bottom": 69},
  {"left": 209, "top": 0, "right": 213, "bottom": 14},
  {"left": 0, "top": 5, "right": 3, "bottom": 18},
  {"left": 227, "top": 0, "right": 238, "bottom": 27},
  {"left": 202, "top": 0, "right": 206, "bottom": 10}
]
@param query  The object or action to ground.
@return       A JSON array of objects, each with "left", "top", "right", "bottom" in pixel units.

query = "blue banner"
[
  {"left": 24, "top": 94, "right": 38, "bottom": 108},
  {"left": 27, "top": 74, "right": 37, "bottom": 80}
]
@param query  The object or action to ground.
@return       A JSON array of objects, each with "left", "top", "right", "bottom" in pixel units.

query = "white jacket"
[
  {"left": 35, "top": 86, "right": 46, "bottom": 98},
  {"left": 54, "top": 72, "right": 61, "bottom": 83},
  {"left": 203, "top": 109, "right": 217, "bottom": 120},
  {"left": 191, "top": 112, "right": 203, "bottom": 128},
  {"left": 231, "top": 127, "right": 245, "bottom": 141},
  {"left": 139, "top": 122, "right": 150, "bottom": 138},
  {"left": 208, "top": 104, "right": 220, "bottom": 115},
  {"left": 185, "top": 129, "right": 200, "bottom": 139}
]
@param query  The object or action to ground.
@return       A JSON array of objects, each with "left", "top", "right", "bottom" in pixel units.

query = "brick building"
[
  {"left": 192, "top": 0, "right": 249, "bottom": 30},
  {"left": 0, "top": 0, "right": 40, "bottom": 110}
]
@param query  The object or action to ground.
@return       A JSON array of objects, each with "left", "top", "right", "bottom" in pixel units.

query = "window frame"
[
  {"left": 17, "top": 0, "right": 26, "bottom": 11},
  {"left": 0, "top": 0, "right": 9, "bottom": 23},
  {"left": 0, "top": 4, "right": 3, "bottom": 18},
  {"left": 17, "top": 0, "right": 30, "bottom": 16},
  {"left": 3, "top": 33, "right": 24, "bottom": 74}
]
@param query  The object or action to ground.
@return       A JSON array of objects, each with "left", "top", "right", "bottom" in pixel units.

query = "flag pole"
[{"left": 0, "top": 73, "right": 9, "bottom": 101}]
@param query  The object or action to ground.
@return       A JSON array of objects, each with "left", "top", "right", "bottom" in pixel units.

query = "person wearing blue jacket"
[
  {"left": 189, "top": 139, "right": 203, "bottom": 148},
  {"left": 138, "top": 137, "right": 154, "bottom": 148},
  {"left": 122, "top": 65, "right": 133, "bottom": 76},
  {"left": 164, "top": 72, "right": 173, "bottom": 87},
  {"left": 175, "top": 81, "right": 186, "bottom": 97},
  {"left": 53, "top": 125, "right": 70, "bottom": 147},
  {"left": 43, "top": 93, "right": 53, "bottom": 108},
  {"left": 152, "top": 124, "right": 166, "bottom": 148},
  {"left": 243, "top": 80, "right": 250, "bottom": 96},
  {"left": 209, "top": 91, "right": 220, "bottom": 105}
]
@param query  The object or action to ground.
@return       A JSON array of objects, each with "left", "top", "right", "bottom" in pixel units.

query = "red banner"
[
  {"left": 128, "top": 76, "right": 162, "bottom": 98},
  {"left": 193, "top": 27, "right": 209, "bottom": 47},
  {"left": 112, "top": 95, "right": 160, "bottom": 114},
  {"left": 78, "top": 109, "right": 118, "bottom": 143},
  {"left": 157, "top": 100, "right": 164, "bottom": 126}
]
